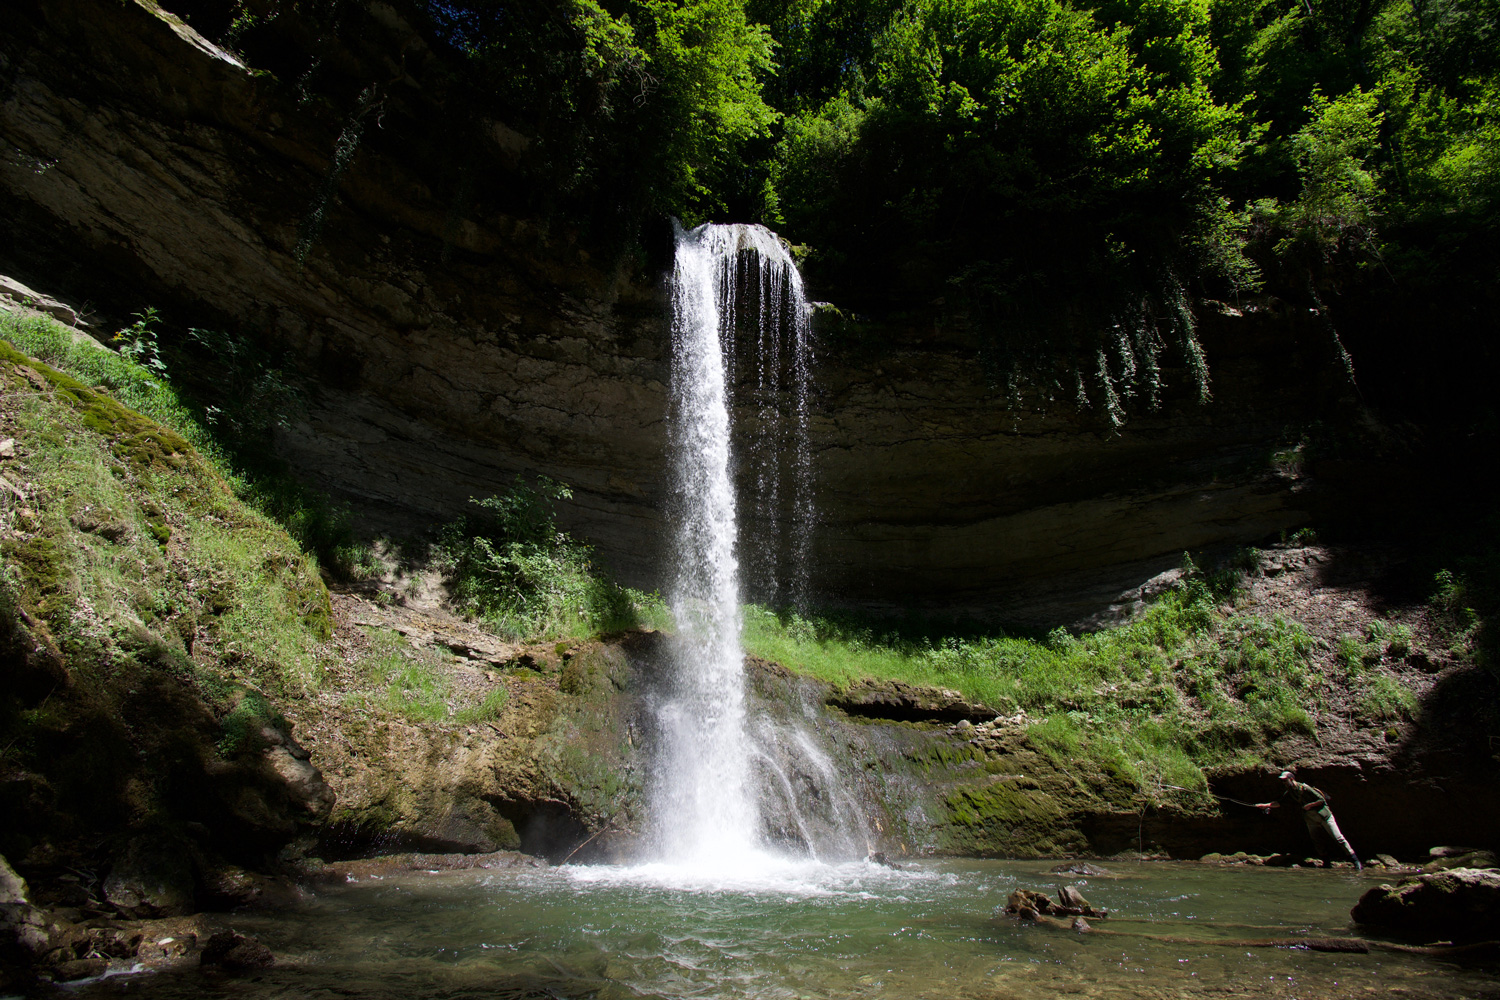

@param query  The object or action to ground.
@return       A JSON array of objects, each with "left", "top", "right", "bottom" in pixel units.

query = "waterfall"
[{"left": 651, "top": 221, "right": 817, "bottom": 867}]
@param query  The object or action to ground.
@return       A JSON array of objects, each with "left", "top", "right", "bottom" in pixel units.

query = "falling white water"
[{"left": 652, "top": 221, "right": 817, "bottom": 870}]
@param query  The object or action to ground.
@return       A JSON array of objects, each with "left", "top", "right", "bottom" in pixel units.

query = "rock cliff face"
[{"left": 2, "top": 0, "right": 1351, "bottom": 622}]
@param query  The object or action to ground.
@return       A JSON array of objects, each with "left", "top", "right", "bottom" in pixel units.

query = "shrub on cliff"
[{"left": 438, "top": 479, "right": 656, "bottom": 639}]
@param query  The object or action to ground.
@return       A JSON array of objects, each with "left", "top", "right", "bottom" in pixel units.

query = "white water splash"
[{"left": 651, "top": 222, "right": 818, "bottom": 869}]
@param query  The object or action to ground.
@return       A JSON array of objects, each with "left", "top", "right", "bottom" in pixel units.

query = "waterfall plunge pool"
[{"left": 63, "top": 860, "right": 1496, "bottom": 1000}]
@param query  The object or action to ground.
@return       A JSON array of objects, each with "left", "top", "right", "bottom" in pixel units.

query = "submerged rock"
[
  {"left": 52, "top": 957, "right": 108, "bottom": 982},
  {"left": 200, "top": 931, "right": 274, "bottom": 971},
  {"left": 1351, "top": 867, "right": 1500, "bottom": 940}
]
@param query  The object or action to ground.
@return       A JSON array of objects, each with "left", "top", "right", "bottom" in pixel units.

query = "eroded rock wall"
[{"left": 2, "top": 0, "right": 1352, "bottom": 623}]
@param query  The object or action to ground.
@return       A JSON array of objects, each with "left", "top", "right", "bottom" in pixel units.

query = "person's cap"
[{"left": 1278, "top": 770, "right": 1293, "bottom": 780}]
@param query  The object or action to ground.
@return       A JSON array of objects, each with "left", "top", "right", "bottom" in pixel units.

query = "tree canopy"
[{"left": 200, "top": 0, "right": 1498, "bottom": 416}]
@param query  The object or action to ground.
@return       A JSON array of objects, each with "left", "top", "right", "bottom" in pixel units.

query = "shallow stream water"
[{"left": 62, "top": 860, "right": 1499, "bottom": 1000}]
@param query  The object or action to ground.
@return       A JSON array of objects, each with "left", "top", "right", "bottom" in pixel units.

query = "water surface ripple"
[{"left": 64, "top": 861, "right": 1500, "bottom": 1000}]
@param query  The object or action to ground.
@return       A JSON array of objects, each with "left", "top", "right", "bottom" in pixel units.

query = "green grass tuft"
[{"left": 742, "top": 563, "right": 1335, "bottom": 803}]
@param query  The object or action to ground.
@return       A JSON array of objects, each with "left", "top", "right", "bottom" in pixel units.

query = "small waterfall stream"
[{"left": 652, "top": 221, "right": 851, "bottom": 869}]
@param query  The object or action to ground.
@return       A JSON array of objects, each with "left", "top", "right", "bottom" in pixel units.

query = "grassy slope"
[
  {"left": 0, "top": 312, "right": 340, "bottom": 863},
  {"left": 0, "top": 316, "right": 330, "bottom": 697}
]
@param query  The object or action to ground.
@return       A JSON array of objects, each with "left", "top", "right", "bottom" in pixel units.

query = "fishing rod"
[{"left": 1160, "top": 784, "right": 1276, "bottom": 810}]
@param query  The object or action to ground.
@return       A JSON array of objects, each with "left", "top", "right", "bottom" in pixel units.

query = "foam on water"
[{"left": 561, "top": 856, "right": 945, "bottom": 899}]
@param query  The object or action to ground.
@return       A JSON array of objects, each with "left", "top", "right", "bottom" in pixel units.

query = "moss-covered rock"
[
  {"left": 1352, "top": 868, "right": 1500, "bottom": 940},
  {"left": 1, "top": 339, "right": 334, "bottom": 885}
]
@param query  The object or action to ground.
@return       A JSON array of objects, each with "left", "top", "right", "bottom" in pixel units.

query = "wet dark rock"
[
  {"left": 1057, "top": 885, "right": 1090, "bottom": 909},
  {"left": 1422, "top": 850, "right": 1498, "bottom": 873},
  {"left": 1004, "top": 887, "right": 1108, "bottom": 921},
  {"left": 103, "top": 833, "right": 197, "bottom": 918},
  {"left": 1351, "top": 867, "right": 1500, "bottom": 940},
  {"left": 1198, "top": 851, "right": 1290, "bottom": 866},
  {"left": 1005, "top": 889, "right": 1053, "bottom": 921},
  {"left": 312, "top": 850, "right": 546, "bottom": 883},
  {"left": 828, "top": 680, "right": 994, "bottom": 724},
  {"left": 1049, "top": 862, "right": 1112, "bottom": 876},
  {"left": 200, "top": 931, "right": 274, "bottom": 971},
  {"left": 1430, "top": 845, "right": 1484, "bottom": 858},
  {"left": 0, "top": 857, "right": 26, "bottom": 904},
  {"left": 53, "top": 957, "right": 108, "bottom": 981},
  {"left": 201, "top": 862, "right": 305, "bottom": 911},
  {"left": 1303, "top": 938, "right": 1370, "bottom": 953}
]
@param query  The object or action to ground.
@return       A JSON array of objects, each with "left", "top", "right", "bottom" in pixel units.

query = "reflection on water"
[{"left": 64, "top": 861, "right": 1500, "bottom": 1000}]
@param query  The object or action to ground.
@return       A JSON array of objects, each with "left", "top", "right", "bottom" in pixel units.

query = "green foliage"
[
  {"left": 743, "top": 551, "right": 1328, "bottom": 799},
  {"left": 411, "top": 0, "right": 777, "bottom": 225},
  {"left": 456, "top": 685, "right": 510, "bottom": 724},
  {"left": 1336, "top": 631, "right": 1375, "bottom": 674},
  {"left": 1368, "top": 618, "right": 1414, "bottom": 656},
  {"left": 756, "top": 0, "right": 1495, "bottom": 412},
  {"left": 217, "top": 689, "right": 287, "bottom": 757},
  {"left": 1357, "top": 670, "right": 1418, "bottom": 720},
  {"left": 182, "top": 0, "right": 1498, "bottom": 417},
  {"left": 357, "top": 628, "right": 455, "bottom": 722},
  {"left": 354, "top": 627, "right": 512, "bottom": 722},
  {"left": 438, "top": 478, "right": 659, "bottom": 640},
  {"left": 1251, "top": 87, "right": 1385, "bottom": 264},
  {"left": 762, "top": 0, "right": 1257, "bottom": 413}
]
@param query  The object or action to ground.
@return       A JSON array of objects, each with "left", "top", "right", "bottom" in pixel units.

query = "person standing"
[{"left": 1255, "top": 768, "right": 1362, "bottom": 870}]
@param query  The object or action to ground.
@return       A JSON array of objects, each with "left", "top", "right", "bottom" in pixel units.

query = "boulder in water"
[
  {"left": 200, "top": 931, "right": 274, "bottom": 971},
  {"left": 1351, "top": 867, "right": 1500, "bottom": 940},
  {"left": 1058, "top": 885, "right": 1089, "bottom": 909},
  {"left": 52, "top": 957, "right": 108, "bottom": 982},
  {"left": 1421, "top": 850, "right": 1498, "bottom": 873},
  {"left": 1004, "top": 886, "right": 1108, "bottom": 921},
  {"left": 1004, "top": 889, "right": 1054, "bottom": 920}
]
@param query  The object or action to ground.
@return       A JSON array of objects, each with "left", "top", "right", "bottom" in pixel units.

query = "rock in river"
[{"left": 1351, "top": 867, "right": 1500, "bottom": 940}]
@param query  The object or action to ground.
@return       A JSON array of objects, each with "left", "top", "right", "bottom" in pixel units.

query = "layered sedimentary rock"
[{"left": 1, "top": 0, "right": 1350, "bottom": 622}]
